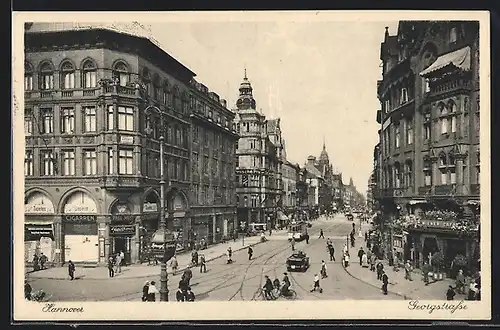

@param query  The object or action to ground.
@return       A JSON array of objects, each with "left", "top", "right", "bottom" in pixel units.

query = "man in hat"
[{"left": 281, "top": 272, "right": 291, "bottom": 296}]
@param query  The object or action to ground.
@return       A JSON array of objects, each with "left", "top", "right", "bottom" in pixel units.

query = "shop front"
[
  {"left": 62, "top": 191, "right": 99, "bottom": 263},
  {"left": 109, "top": 200, "right": 140, "bottom": 264},
  {"left": 24, "top": 191, "right": 57, "bottom": 264},
  {"left": 168, "top": 191, "right": 189, "bottom": 251}
]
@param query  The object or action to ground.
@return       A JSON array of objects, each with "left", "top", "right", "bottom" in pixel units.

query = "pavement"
[
  {"left": 342, "top": 221, "right": 457, "bottom": 300},
  {"left": 26, "top": 232, "right": 271, "bottom": 280}
]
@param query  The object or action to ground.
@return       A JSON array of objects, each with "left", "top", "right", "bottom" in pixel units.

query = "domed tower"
[{"left": 236, "top": 69, "right": 257, "bottom": 111}]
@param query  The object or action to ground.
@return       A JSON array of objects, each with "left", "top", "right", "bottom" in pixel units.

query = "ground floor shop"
[
  {"left": 191, "top": 206, "right": 237, "bottom": 244},
  {"left": 24, "top": 185, "right": 195, "bottom": 266}
]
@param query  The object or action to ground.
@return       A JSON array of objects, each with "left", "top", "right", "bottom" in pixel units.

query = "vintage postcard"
[{"left": 12, "top": 10, "right": 490, "bottom": 321}]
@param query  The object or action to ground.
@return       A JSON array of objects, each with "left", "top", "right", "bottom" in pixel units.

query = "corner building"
[
  {"left": 234, "top": 72, "right": 283, "bottom": 229},
  {"left": 23, "top": 23, "right": 237, "bottom": 266},
  {"left": 375, "top": 22, "right": 480, "bottom": 271}
]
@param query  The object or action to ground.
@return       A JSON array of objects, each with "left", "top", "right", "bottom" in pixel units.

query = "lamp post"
[{"left": 145, "top": 105, "right": 173, "bottom": 302}]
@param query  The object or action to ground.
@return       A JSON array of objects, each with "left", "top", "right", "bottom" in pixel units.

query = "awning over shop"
[
  {"left": 420, "top": 46, "right": 471, "bottom": 77},
  {"left": 24, "top": 223, "right": 54, "bottom": 241}
]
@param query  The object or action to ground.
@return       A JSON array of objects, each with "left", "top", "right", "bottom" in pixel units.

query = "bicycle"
[
  {"left": 276, "top": 287, "right": 297, "bottom": 300},
  {"left": 257, "top": 288, "right": 277, "bottom": 301}
]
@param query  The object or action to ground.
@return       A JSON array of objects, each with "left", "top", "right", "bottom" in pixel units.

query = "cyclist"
[
  {"left": 281, "top": 272, "right": 291, "bottom": 297},
  {"left": 263, "top": 275, "right": 274, "bottom": 300},
  {"left": 273, "top": 277, "right": 281, "bottom": 294}
]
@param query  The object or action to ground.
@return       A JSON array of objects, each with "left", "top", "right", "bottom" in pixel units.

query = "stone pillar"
[
  {"left": 456, "top": 156, "right": 465, "bottom": 195},
  {"left": 431, "top": 158, "right": 439, "bottom": 186},
  {"left": 133, "top": 217, "right": 141, "bottom": 264},
  {"left": 53, "top": 217, "right": 63, "bottom": 266}
]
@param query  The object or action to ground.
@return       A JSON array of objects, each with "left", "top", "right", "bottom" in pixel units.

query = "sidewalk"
[
  {"left": 26, "top": 234, "right": 264, "bottom": 280},
  {"left": 343, "top": 223, "right": 456, "bottom": 300}
]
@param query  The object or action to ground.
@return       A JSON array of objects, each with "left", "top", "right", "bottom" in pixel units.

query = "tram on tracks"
[{"left": 287, "top": 221, "right": 308, "bottom": 241}]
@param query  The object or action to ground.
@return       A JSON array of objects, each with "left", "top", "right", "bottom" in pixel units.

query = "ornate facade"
[
  {"left": 374, "top": 21, "right": 480, "bottom": 272},
  {"left": 23, "top": 23, "right": 238, "bottom": 266}
]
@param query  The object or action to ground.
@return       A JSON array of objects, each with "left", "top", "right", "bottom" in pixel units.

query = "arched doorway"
[
  {"left": 24, "top": 191, "right": 56, "bottom": 265},
  {"left": 62, "top": 190, "right": 98, "bottom": 263}
]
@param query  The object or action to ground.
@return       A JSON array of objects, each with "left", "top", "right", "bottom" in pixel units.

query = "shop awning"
[
  {"left": 24, "top": 223, "right": 54, "bottom": 241},
  {"left": 420, "top": 46, "right": 471, "bottom": 77}
]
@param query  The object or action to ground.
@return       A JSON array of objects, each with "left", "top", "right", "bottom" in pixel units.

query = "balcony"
[
  {"left": 431, "top": 77, "right": 472, "bottom": 98},
  {"left": 470, "top": 184, "right": 480, "bottom": 196},
  {"left": 434, "top": 184, "right": 455, "bottom": 196},
  {"left": 100, "top": 175, "right": 142, "bottom": 190}
]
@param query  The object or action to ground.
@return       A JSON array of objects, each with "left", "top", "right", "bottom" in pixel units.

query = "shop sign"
[
  {"left": 63, "top": 215, "right": 97, "bottom": 223},
  {"left": 25, "top": 204, "right": 54, "bottom": 214},
  {"left": 109, "top": 214, "right": 136, "bottom": 223},
  {"left": 64, "top": 204, "right": 97, "bottom": 214},
  {"left": 110, "top": 225, "right": 135, "bottom": 235},
  {"left": 64, "top": 223, "right": 98, "bottom": 235},
  {"left": 143, "top": 202, "right": 158, "bottom": 213},
  {"left": 420, "top": 219, "right": 456, "bottom": 228},
  {"left": 120, "top": 135, "right": 134, "bottom": 144},
  {"left": 25, "top": 224, "right": 54, "bottom": 241},
  {"left": 173, "top": 211, "right": 185, "bottom": 218}
]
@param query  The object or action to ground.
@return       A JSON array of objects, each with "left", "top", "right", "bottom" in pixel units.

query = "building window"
[
  {"left": 439, "top": 104, "right": 448, "bottom": 135},
  {"left": 440, "top": 169, "right": 448, "bottom": 184},
  {"left": 62, "top": 150, "right": 76, "bottom": 176},
  {"left": 25, "top": 63, "right": 33, "bottom": 91},
  {"left": 25, "top": 150, "right": 33, "bottom": 176},
  {"left": 395, "top": 124, "right": 400, "bottom": 149},
  {"left": 153, "top": 74, "right": 161, "bottom": 100},
  {"left": 83, "top": 150, "right": 97, "bottom": 175},
  {"left": 384, "top": 100, "right": 390, "bottom": 113},
  {"left": 450, "top": 27, "right": 457, "bottom": 44},
  {"left": 394, "top": 163, "right": 401, "bottom": 188},
  {"left": 401, "top": 88, "right": 408, "bottom": 104},
  {"left": 424, "top": 113, "right": 431, "bottom": 140},
  {"left": 251, "top": 195, "right": 258, "bottom": 207},
  {"left": 405, "top": 161, "right": 413, "bottom": 187},
  {"left": 450, "top": 168, "right": 457, "bottom": 184},
  {"left": 449, "top": 101, "right": 457, "bottom": 133},
  {"left": 118, "top": 149, "right": 134, "bottom": 175},
  {"left": 113, "top": 62, "right": 129, "bottom": 87},
  {"left": 60, "top": 108, "right": 75, "bottom": 134},
  {"left": 41, "top": 150, "right": 55, "bottom": 176},
  {"left": 83, "top": 106, "right": 97, "bottom": 132},
  {"left": 24, "top": 109, "right": 33, "bottom": 136},
  {"left": 82, "top": 60, "right": 97, "bottom": 88},
  {"left": 162, "top": 83, "right": 169, "bottom": 105},
  {"left": 108, "top": 148, "right": 114, "bottom": 174},
  {"left": 406, "top": 118, "right": 413, "bottom": 145},
  {"left": 60, "top": 61, "right": 75, "bottom": 89},
  {"left": 173, "top": 86, "right": 180, "bottom": 110},
  {"left": 424, "top": 78, "right": 430, "bottom": 93},
  {"left": 40, "top": 108, "right": 54, "bottom": 134},
  {"left": 39, "top": 62, "right": 54, "bottom": 90},
  {"left": 107, "top": 105, "right": 114, "bottom": 131},
  {"left": 184, "top": 161, "right": 189, "bottom": 181},
  {"left": 203, "top": 156, "right": 209, "bottom": 174},
  {"left": 118, "top": 106, "right": 134, "bottom": 131}
]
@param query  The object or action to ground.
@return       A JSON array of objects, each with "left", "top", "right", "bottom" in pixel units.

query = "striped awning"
[{"left": 420, "top": 46, "right": 471, "bottom": 77}]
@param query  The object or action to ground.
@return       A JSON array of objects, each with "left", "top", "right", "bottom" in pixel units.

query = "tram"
[{"left": 288, "top": 221, "right": 308, "bottom": 241}]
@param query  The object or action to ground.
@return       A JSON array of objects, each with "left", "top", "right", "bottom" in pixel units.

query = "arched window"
[
  {"left": 60, "top": 61, "right": 75, "bottom": 89},
  {"left": 162, "top": 81, "right": 169, "bottom": 105},
  {"left": 173, "top": 86, "right": 180, "bottom": 111},
  {"left": 423, "top": 156, "right": 432, "bottom": 186},
  {"left": 39, "top": 62, "right": 54, "bottom": 90},
  {"left": 405, "top": 160, "right": 413, "bottom": 187},
  {"left": 82, "top": 59, "right": 97, "bottom": 88},
  {"left": 439, "top": 153, "right": 448, "bottom": 184},
  {"left": 24, "top": 62, "right": 34, "bottom": 91},
  {"left": 439, "top": 103, "right": 448, "bottom": 135},
  {"left": 141, "top": 67, "right": 151, "bottom": 96},
  {"left": 448, "top": 100, "right": 457, "bottom": 133},
  {"left": 448, "top": 153, "right": 457, "bottom": 184},
  {"left": 112, "top": 62, "right": 129, "bottom": 87},
  {"left": 153, "top": 74, "right": 161, "bottom": 100},
  {"left": 393, "top": 162, "right": 401, "bottom": 188}
]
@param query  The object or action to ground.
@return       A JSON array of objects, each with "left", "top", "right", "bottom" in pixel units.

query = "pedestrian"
[
  {"left": 422, "top": 261, "right": 431, "bottom": 285},
  {"left": 176, "top": 287, "right": 185, "bottom": 302},
  {"left": 186, "top": 287, "right": 195, "bottom": 302},
  {"left": 343, "top": 253, "right": 350, "bottom": 267},
  {"left": 370, "top": 254, "right": 376, "bottom": 272},
  {"left": 183, "top": 268, "right": 193, "bottom": 286},
  {"left": 24, "top": 280, "right": 32, "bottom": 300},
  {"left": 170, "top": 255, "right": 179, "bottom": 275},
  {"left": 361, "top": 252, "right": 368, "bottom": 268},
  {"left": 321, "top": 260, "right": 328, "bottom": 278},
  {"left": 291, "top": 238, "right": 295, "bottom": 251},
  {"left": 32, "top": 254, "right": 39, "bottom": 272},
  {"left": 142, "top": 281, "right": 150, "bottom": 301},
  {"left": 107, "top": 256, "right": 115, "bottom": 278},
  {"left": 404, "top": 260, "right": 413, "bottom": 281},
  {"left": 148, "top": 281, "right": 159, "bottom": 302},
  {"left": 350, "top": 232, "right": 355, "bottom": 247},
  {"left": 319, "top": 229, "right": 324, "bottom": 239},
  {"left": 39, "top": 253, "right": 48, "bottom": 270},
  {"left": 343, "top": 243, "right": 348, "bottom": 256},
  {"left": 468, "top": 280, "right": 478, "bottom": 300},
  {"left": 269, "top": 228, "right": 272, "bottom": 236},
  {"left": 305, "top": 233, "right": 310, "bottom": 244},
  {"left": 227, "top": 247, "right": 233, "bottom": 264},
  {"left": 67, "top": 260, "right": 75, "bottom": 280},
  {"left": 376, "top": 261, "right": 384, "bottom": 280},
  {"left": 191, "top": 250, "right": 199, "bottom": 266},
  {"left": 456, "top": 269, "right": 465, "bottom": 294},
  {"left": 263, "top": 275, "right": 274, "bottom": 300},
  {"left": 248, "top": 246, "right": 253, "bottom": 260},
  {"left": 364, "top": 232, "right": 368, "bottom": 242},
  {"left": 233, "top": 229, "right": 237, "bottom": 242},
  {"left": 310, "top": 273, "right": 322, "bottom": 293},
  {"left": 388, "top": 249, "right": 394, "bottom": 267},
  {"left": 357, "top": 247, "right": 365, "bottom": 266},
  {"left": 199, "top": 254, "right": 207, "bottom": 273},
  {"left": 446, "top": 285, "right": 456, "bottom": 300},
  {"left": 119, "top": 250, "right": 125, "bottom": 266},
  {"left": 381, "top": 271, "right": 389, "bottom": 295},
  {"left": 328, "top": 244, "right": 335, "bottom": 261},
  {"left": 115, "top": 252, "right": 122, "bottom": 273},
  {"left": 393, "top": 249, "right": 399, "bottom": 271}
]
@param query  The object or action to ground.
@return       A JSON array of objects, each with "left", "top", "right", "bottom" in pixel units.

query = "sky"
[{"left": 147, "top": 19, "right": 399, "bottom": 196}]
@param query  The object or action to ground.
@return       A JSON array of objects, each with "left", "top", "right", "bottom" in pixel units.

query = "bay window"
[
  {"left": 118, "top": 106, "right": 134, "bottom": 131},
  {"left": 107, "top": 105, "right": 114, "bottom": 131},
  {"left": 118, "top": 149, "right": 134, "bottom": 174},
  {"left": 112, "top": 62, "right": 129, "bottom": 87},
  {"left": 108, "top": 148, "right": 114, "bottom": 175}
]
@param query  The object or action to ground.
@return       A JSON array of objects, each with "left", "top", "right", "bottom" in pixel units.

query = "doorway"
[{"left": 112, "top": 236, "right": 131, "bottom": 264}]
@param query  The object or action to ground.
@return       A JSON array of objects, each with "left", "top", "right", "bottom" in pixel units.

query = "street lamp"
[{"left": 145, "top": 105, "right": 176, "bottom": 302}]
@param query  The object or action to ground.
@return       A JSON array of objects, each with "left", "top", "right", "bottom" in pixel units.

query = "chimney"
[
  {"left": 385, "top": 26, "right": 389, "bottom": 41},
  {"left": 220, "top": 99, "right": 227, "bottom": 108},
  {"left": 307, "top": 156, "right": 316, "bottom": 166}
]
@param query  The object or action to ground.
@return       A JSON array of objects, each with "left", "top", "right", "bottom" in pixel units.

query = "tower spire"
[
  {"left": 323, "top": 135, "right": 326, "bottom": 150},
  {"left": 244, "top": 66, "right": 247, "bottom": 79}
]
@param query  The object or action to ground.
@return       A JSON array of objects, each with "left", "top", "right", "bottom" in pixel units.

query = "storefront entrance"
[{"left": 62, "top": 191, "right": 99, "bottom": 263}]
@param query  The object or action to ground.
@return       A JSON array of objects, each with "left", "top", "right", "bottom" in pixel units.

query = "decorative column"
[
  {"left": 53, "top": 216, "right": 63, "bottom": 266},
  {"left": 133, "top": 215, "right": 141, "bottom": 264}
]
